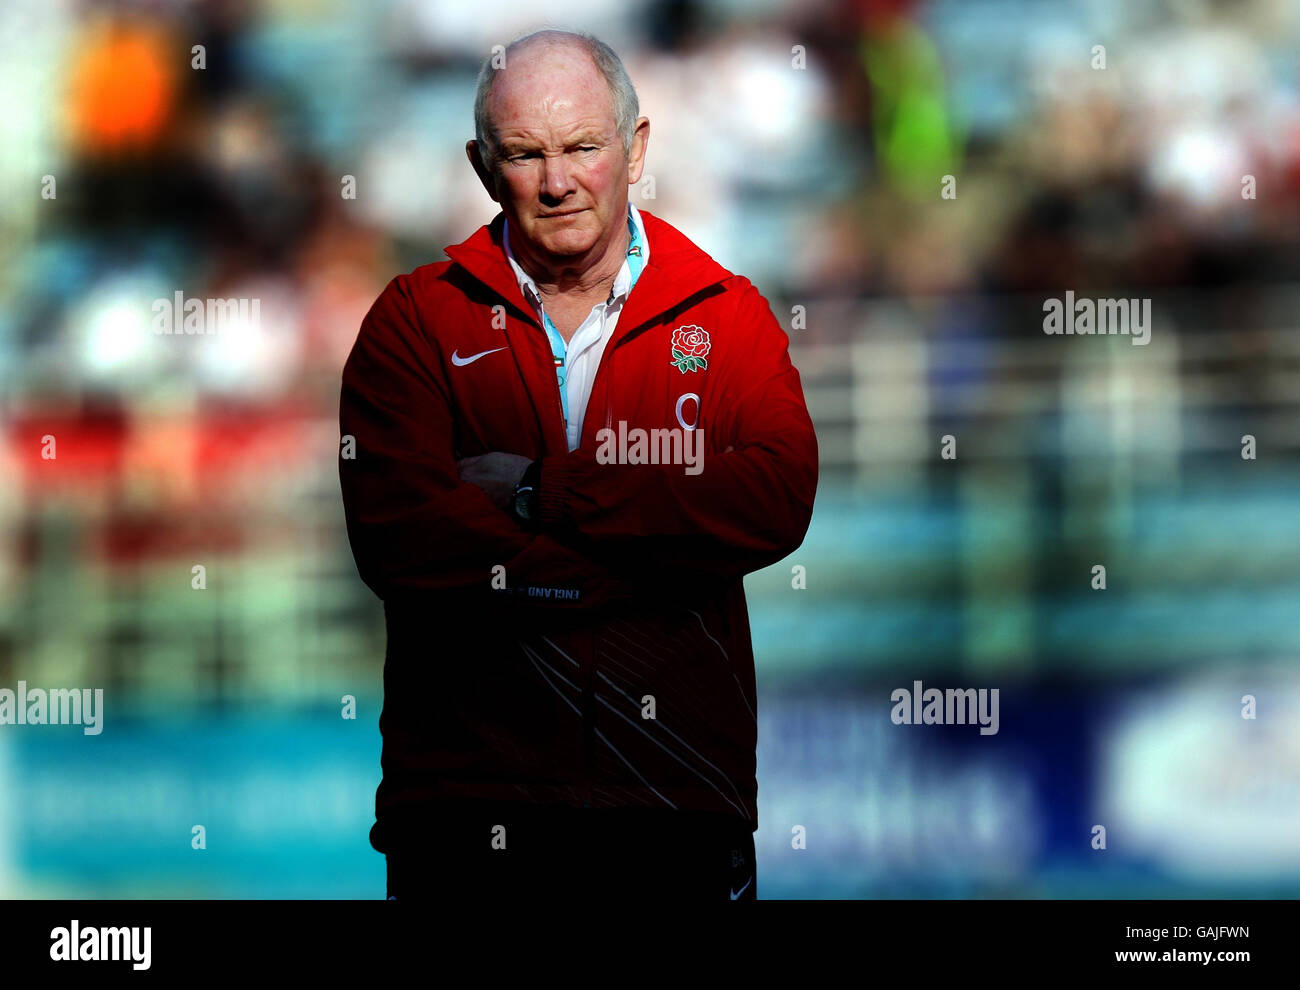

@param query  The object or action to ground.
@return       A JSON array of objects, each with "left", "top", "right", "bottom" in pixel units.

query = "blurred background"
[{"left": 2, "top": 0, "right": 1300, "bottom": 898}]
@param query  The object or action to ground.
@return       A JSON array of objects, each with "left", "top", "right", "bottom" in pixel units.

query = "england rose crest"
[{"left": 670, "top": 325, "right": 710, "bottom": 373}]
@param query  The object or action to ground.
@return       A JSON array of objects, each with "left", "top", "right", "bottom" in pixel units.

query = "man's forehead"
[
  {"left": 494, "top": 112, "right": 614, "bottom": 147},
  {"left": 492, "top": 82, "right": 610, "bottom": 119}
]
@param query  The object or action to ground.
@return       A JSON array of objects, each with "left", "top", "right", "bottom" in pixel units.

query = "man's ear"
[
  {"left": 626, "top": 117, "right": 650, "bottom": 186},
  {"left": 466, "top": 140, "right": 499, "bottom": 203}
]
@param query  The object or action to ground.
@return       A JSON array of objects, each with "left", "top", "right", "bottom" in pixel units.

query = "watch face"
[{"left": 515, "top": 490, "right": 533, "bottom": 520}]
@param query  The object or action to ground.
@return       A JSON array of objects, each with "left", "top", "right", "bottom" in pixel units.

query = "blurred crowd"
[{"left": 1, "top": 0, "right": 1299, "bottom": 687}]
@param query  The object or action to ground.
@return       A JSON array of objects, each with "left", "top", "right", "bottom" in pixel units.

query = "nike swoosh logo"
[
  {"left": 451, "top": 346, "right": 508, "bottom": 367},
  {"left": 730, "top": 875, "right": 753, "bottom": 900}
]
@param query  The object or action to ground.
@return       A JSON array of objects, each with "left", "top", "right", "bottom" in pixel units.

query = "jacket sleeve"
[
  {"left": 339, "top": 275, "right": 639, "bottom": 609},
  {"left": 535, "top": 280, "right": 818, "bottom": 584}
]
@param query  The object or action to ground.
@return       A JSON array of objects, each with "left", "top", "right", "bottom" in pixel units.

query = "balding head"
[
  {"left": 464, "top": 29, "right": 649, "bottom": 277},
  {"left": 473, "top": 30, "right": 640, "bottom": 171}
]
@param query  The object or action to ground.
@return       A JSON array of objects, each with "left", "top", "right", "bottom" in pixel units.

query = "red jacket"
[{"left": 340, "top": 208, "right": 818, "bottom": 850}]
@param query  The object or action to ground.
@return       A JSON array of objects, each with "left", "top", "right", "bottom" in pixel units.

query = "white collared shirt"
[{"left": 503, "top": 203, "right": 650, "bottom": 451}]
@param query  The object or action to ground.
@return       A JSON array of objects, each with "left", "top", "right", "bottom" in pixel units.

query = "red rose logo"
[{"left": 670, "top": 325, "right": 710, "bottom": 373}]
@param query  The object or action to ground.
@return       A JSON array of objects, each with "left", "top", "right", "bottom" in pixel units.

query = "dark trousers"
[{"left": 383, "top": 803, "right": 756, "bottom": 903}]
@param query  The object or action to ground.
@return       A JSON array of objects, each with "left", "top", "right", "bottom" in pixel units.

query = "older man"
[{"left": 340, "top": 29, "right": 817, "bottom": 903}]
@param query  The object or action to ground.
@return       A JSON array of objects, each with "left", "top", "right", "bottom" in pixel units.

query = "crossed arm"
[{"left": 340, "top": 277, "right": 817, "bottom": 606}]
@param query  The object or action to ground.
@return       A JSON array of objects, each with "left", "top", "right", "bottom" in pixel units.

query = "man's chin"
[{"left": 534, "top": 230, "right": 600, "bottom": 258}]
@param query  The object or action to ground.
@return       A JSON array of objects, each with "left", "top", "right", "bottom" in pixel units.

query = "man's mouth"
[{"left": 539, "top": 208, "right": 587, "bottom": 219}]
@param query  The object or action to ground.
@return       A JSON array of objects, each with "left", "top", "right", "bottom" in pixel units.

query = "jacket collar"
[
  {"left": 444, "top": 207, "right": 733, "bottom": 344},
  {"left": 503, "top": 202, "right": 649, "bottom": 310}
]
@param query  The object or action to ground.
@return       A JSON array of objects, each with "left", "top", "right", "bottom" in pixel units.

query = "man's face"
[{"left": 470, "top": 43, "right": 647, "bottom": 267}]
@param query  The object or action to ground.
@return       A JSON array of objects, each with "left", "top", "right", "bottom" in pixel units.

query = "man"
[{"left": 339, "top": 28, "right": 818, "bottom": 903}]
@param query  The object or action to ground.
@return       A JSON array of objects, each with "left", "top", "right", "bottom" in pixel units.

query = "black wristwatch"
[{"left": 510, "top": 459, "right": 541, "bottom": 526}]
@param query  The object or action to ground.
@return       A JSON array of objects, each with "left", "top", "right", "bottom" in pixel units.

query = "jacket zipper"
[
  {"left": 503, "top": 292, "right": 566, "bottom": 450},
  {"left": 598, "top": 333, "right": 616, "bottom": 441}
]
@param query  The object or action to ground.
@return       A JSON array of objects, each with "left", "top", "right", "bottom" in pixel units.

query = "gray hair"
[{"left": 473, "top": 29, "right": 640, "bottom": 170}]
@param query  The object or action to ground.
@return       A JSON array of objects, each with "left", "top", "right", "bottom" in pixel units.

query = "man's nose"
[{"left": 540, "top": 153, "right": 575, "bottom": 200}]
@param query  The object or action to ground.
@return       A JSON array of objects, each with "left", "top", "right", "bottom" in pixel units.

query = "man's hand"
[{"left": 457, "top": 452, "right": 534, "bottom": 512}]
